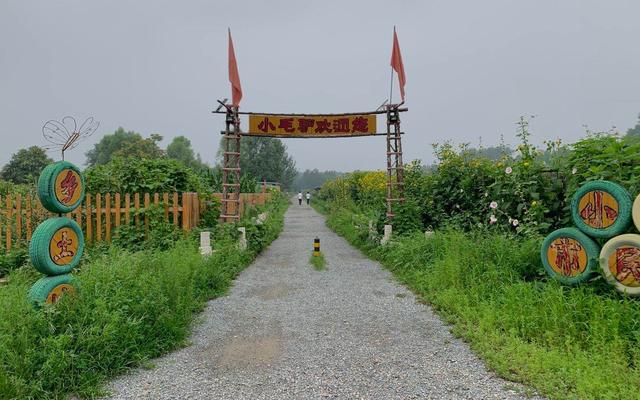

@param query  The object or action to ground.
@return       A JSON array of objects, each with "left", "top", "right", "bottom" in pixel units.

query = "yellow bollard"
[{"left": 313, "top": 237, "right": 320, "bottom": 257}]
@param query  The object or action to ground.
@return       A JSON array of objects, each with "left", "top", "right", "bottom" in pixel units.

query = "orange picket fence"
[{"left": 0, "top": 192, "right": 272, "bottom": 252}]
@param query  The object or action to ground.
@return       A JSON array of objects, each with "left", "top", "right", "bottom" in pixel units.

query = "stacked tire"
[
  {"left": 28, "top": 161, "right": 85, "bottom": 306},
  {"left": 540, "top": 180, "right": 640, "bottom": 295}
]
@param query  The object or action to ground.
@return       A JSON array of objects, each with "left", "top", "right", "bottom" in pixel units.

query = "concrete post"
[
  {"left": 199, "top": 231, "right": 212, "bottom": 256},
  {"left": 381, "top": 224, "right": 392, "bottom": 245},
  {"left": 238, "top": 227, "right": 247, "bottom": 250}
]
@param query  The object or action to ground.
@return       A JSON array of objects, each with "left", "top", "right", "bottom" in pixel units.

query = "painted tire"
[
  {"left": 632, "top": 194, "right": 640, "bottom": 232},
  {"left": 29, "top": 217, "right": 84, "bottom": 276},
  {"left": 570, "top": 180, "right": 632, "bottom": 238},
  {"left": 28, "top": 274, "right": 78, "bottom": 306},
  {"left": 37, "top": 161, "right": 85, "bottom": 213},
  {"left": 540, "top": 227, "right": 600, "bottom": 285},
  {"left": 600, "top": 234, "right": 640, "bottom": 296}
]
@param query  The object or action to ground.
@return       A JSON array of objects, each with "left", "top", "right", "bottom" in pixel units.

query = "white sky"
[{"left": 1, "top": 0, "right": 639, "bottom": 171}]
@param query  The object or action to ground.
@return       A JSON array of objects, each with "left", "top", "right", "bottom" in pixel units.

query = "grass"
[
  {"left": 0, "top": 195, "right": 288, "bottom": 399},
  {"left": 309, "top": 252, "right": 326, "bottom": 270},
  {"left": 315, "top": 200, "right": 640, "bottom": 400}
]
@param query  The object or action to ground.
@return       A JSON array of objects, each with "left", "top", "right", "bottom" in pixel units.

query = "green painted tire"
[
  {"left": 29, "top": 217, "right": 84, "bottom": 276},
  {"left": 28, "top": 274, "right": 78, "bottom": 306},
  {"left": 37, "top": 161, "right": 85, "bottom": 213},
  {"left": 570, "top": 180, "right": 632, "bottom": 238},
  {"left": 540, "top": 227, "right": 600, "bottom": 285},
  {"left": 600, "top": 234, "right": 640, "bottom": 296}
]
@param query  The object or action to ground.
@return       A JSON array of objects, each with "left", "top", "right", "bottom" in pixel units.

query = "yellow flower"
[{"left": 531, "top": 200, "right": 538, "bottom": 206}]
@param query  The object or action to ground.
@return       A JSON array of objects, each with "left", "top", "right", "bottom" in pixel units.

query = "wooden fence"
[{"left": 0, "top": 192, "right": 272, "bottom": 252}]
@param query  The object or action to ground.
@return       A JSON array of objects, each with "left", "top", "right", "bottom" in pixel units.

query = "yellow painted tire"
[
  {"left": 37, "top": 161, "right": 85, "bottom": 213},
  {"left": 29, "top": 217, "right": 84, "bottom": 276},
  {"left": 632, "top": 194, "right": 640, "bottom": 231},
  {"left": 600, "top": 234, "right": 640, "bottom": 296},
  {"left": 28, "top": 274, "right": 78, "bottom": 307},
  {"left": 570, "top": 180, "right": 632, "bottom": 238},
  {"left": 540, "top": 228, "right": 600, "bottom": 285}
]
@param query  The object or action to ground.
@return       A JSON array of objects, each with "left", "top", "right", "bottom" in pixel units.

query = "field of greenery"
[
  {"left": 0, "top": 192, "right": 288, "bottom": 399},
  {"left": 314, "top": 121, "right": 640, "bottom": 400}
]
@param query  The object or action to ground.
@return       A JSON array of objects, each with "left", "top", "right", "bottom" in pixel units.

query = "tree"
[
  {"left": 166, "top": 136, "right": 208, "bottom": 171},
  {"left": 627, "top": 113, "right": 640, "bottom": 137},
  {"left": 0, "top": 146, "right": 53, "bottom": 184},
  {"left": 85, "top": 128, "right": 163, "bottom": 166},
  {"left": 216, "top": 136, "right": 298, "bottom": 188},
  {"left": 293, "top": 169, "right": 343, "bottom": 191}
]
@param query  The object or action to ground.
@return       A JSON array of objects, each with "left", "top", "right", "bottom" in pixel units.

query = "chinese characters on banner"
[{"left": 248, "top": 114, "right": 377, "bottom": 137}]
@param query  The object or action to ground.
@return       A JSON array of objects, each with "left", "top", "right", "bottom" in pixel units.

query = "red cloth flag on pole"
[
  {"left": 390, "top": 26, "right": 406, "bottom": 102},
  {"left": 228, "top": 28, "right": 243, "bottom": 107}
]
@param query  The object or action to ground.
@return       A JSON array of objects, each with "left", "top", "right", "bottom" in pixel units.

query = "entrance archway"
[{"left": 213, "top": 103, "right": 408, "bottom": 222}]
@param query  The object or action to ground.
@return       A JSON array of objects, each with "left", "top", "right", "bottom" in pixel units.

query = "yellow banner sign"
[{"left": 248, "top": 114, "right": 377, "bottom": 137}]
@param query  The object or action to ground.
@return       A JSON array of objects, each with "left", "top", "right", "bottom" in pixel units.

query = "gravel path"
[{"left": 106, "top": 200, "right": 542, "bottom": 400}]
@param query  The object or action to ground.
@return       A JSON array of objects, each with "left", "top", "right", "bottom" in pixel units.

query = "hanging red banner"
[{"left": 247, "top": 114, "right": 377, "bottom": 137}]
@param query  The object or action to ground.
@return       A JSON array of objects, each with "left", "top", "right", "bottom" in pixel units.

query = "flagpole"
[{"left": 389, "top": 67, "right": 394, "bottom": 106}]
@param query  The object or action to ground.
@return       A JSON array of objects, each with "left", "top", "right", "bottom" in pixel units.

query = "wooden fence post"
[
  {"left": 144, "top": 193, "right": 150, "bottom": 238},
  {"left": 173, "top": 192, "right": 179, "bottom": 226},
  {"left": 86, "top": 193, "right": 92, "bottom": 243},
  {"left": 134, "top": 193, "right": 140, "bottom": 228},
  {"left": 163, "top": 193, "right": 169, "bottom": 221},
  {"left": 0, "top": 195, "right": 3, "bottom": 249},
  {"left": 25, "top": 195, "right": 32, "bottom": 242},
  {"left": 182, "top": 192, "right": 189, "bottom": 231},
  {"left": 114, "top": 193, "right": 121, "bottom": 228},
  {"left": 15, "top": 194, "right": 21, "bottom": 246},
  {"left": 125, "top": 193, "right": 131, "bottom": 225},
  {"left": 105, "top": 193, "right": 111, "bottom": 243},
  {"left": 6, "top": 195, "right": 12, "bottom": 252},
  {"left": 96, "top": 193, "right": 102, "bottom": 242}
]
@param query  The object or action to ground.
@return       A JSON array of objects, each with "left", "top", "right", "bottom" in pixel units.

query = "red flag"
[
  {"left": 228, "top": 28, "right": 243, "bottom": 107},
  {"left": 390, "top": 27, "right": 406, "bottom": 102}
]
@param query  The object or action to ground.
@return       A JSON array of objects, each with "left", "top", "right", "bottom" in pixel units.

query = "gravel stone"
[{"left": 105, "top": 201, "right": 544, "bottom": 400}]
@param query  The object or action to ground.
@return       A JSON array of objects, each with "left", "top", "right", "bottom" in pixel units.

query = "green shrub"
[
  {"left": 85, "top": 157, "right": 209, "bottom": 194},
  {"left": 318, "top": 117, "right": 640, "bottom": 236},
  {"left": 0, "top": 248, "right": 28, "bottom": 277}
]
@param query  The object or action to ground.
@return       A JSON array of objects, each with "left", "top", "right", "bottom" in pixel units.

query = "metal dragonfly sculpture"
[{"left": 42, "top": 116, "right": 100, "bottom": 160}]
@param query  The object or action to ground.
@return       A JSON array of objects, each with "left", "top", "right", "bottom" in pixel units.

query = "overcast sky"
[{"left": 1, "top": 0, "right": 639, "bottom": 171}]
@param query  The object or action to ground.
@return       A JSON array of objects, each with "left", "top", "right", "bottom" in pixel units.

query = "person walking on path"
[
  {"left": 297, "top": 192, "right": 303, "bottom": 205},
  {"left": 306, "top": 192, "right": 311, "bottom": 205}
]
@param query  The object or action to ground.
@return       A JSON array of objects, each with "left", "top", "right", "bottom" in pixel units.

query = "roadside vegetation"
[
  {"left": 0, "top": 193, "right": 288, "bottom": 399},
  {"left": 314, "top": 117, "right": 640, "bottom": 400},
  {"left": 309, "top": 252, "right": 326, "bottom": 271}
]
